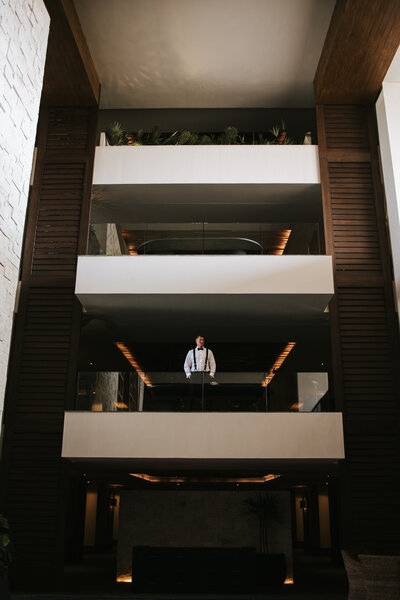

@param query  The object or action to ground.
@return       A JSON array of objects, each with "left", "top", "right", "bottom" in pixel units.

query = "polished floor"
[{"left": 11, "top": 549, "right": 348, "bottom": 599}]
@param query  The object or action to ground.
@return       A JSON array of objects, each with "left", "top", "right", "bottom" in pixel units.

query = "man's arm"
[
  {"left": 209, "top": 350, "right": 216, "bottom": 377},
  {"left": 184, "top": 350, "right": 193, "bottom": 377}
]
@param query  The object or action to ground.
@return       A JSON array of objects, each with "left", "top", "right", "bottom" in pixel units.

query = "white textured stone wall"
[{"left": 0, "top": 0, "right": 49, "bottom": 421}]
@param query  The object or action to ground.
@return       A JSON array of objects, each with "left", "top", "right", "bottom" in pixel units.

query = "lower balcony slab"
[{"left": 62, "top": 412, "right": 344, "bottom": 461}]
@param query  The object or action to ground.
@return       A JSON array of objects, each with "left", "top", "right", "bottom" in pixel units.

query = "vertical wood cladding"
[
  {"left": 317, "top": 105, "right": 400, "bottom": 551},
  {"left": 1, "top": 106, "right": 97, "bottom": 588}
]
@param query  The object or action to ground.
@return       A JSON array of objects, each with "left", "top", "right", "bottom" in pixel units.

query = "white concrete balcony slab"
[
  {"left": 76, "top": 253, "right": 332, "bottom": 303},
  {"left": 91, "top": 145, "right": 321, "bottom": 224},
  {"left": 62, "top": 412, "right": 344, "bottom": 462},
  {"left": 93, "top": 145, "right": 320, "bottom": 186},
  {"left": 76, "top": 255, "right": 333, "bottom": 296},
  {"left": 75, "top": 254, "right": 333, "bottom": 340}
]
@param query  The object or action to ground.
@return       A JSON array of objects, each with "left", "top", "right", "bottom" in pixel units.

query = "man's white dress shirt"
[{"left": 184, "top": 347, "right": 216, "bottom": 377}]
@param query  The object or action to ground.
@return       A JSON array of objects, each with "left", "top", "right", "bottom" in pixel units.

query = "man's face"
[{"left": 196, "top": 337, "right": 205, "bottom": 348}]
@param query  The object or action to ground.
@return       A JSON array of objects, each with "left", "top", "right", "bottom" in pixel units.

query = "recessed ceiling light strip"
[
  {"left": 272, "top": 229, "right": 291, "bottom": 255},
  {"left": 129, "top": 473, "right": 280, "bottom": 484},
  {"left": 262, "top": 342, "right": 296, "bottom": 387},
  {"left": 115, "top": 342, "right": 152, "bottom": 387}
]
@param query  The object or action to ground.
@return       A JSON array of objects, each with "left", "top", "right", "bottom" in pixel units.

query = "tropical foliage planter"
[{"left": 105, "top": 120, "right": 311, "bottom": 147}]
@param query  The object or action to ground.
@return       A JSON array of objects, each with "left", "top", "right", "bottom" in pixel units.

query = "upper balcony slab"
[
  {"left": 93, "top": 145, "right": 320, "bottom": 186},
  {"left": 76, "top": 255, "right": 333, "bottom": 296}
]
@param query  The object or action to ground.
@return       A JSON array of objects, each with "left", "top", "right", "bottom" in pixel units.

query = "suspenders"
[{"left": 192, "top": 347, "right": 209, "bottom": 372}]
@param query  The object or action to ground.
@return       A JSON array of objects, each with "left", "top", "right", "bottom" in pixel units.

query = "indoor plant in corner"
[
  {"left": 0, "top": 514, "right": 13, "bottom": 599},
  {"left": 243, "top": 494, "right": 286, "bottom": 586}
]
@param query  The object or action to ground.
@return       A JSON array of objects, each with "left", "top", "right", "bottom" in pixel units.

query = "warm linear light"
[
  {"left": 115, "top": 342, "right": 152, "bottom": 387},
  {"left": 129, "top": 473, "right": 280, "bottom": 484},
  {"left": 284, "top": 576, "right": 294, "bottom": 584},
  {"left": 116, "top": 575, "right": 132, "bottom": 583},
  {"left": 113, "top": 401, "right": 128, "bottom": 410},
  {"left": 290, "top": 402, "right": 304, "bottom": 411},
  {"left": 262, "top": 342, "right": 296, "bottom": 387},
  {"left": 271, "top": 230, "right": 291, "bottom": 255}
]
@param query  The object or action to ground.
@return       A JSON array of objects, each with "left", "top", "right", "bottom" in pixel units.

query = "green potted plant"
[
  {"left": 105, "top": 120, "right": 128, "bottom": 146},
  {"left": 0, "top": 514, "right": 13, "bottom": 599},
  {"left": 218, "top": 125, "right": 241, "bottom": 144},
  {"left": 266, "top": 120, "right": 295, "bottom": 145},
  {"left": 105, "top": 121, "right": 301, "bottom": 146},
  {"left": 243, "top": 494, "right": 286, "bottom": 586}
]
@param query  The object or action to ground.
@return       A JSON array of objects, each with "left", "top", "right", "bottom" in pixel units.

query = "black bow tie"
[{"left": 197, "top": 347, "right": 204, "bottom": 351}]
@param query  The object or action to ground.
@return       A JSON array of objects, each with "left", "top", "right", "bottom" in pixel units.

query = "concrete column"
[{"left": 376, "top": 78, "right": 400, "bottom": 324}]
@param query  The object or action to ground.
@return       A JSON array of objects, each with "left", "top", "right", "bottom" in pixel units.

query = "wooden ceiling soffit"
[
  {"left": 42, "top": 0, "right": 99, "bottom": 106},
  {"left": 314, "top": 0, "right": 400, "bottom": 104}
]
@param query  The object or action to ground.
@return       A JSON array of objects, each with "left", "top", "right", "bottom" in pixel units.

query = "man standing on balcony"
[
  {"left": 184, "top": 336, "right": 216, "bottom": 378},
  {"left": 184, "top": 336, "right": 216, "bottom": 411}
]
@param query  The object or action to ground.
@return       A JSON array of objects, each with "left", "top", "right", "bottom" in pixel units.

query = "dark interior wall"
[
  {"left": 117, "top": 490, "right": 292, "bottom": 581},
  {"left": 97, "top": 108, "right": 317, "bottom": 144}
]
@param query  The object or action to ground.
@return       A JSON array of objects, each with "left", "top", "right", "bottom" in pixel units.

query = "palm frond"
[
  {"left": 106, "top": 121, "right": 128, "bottom": 146},
  {"left": 269, "top": 124, "right": 280, "bottom": 138}
]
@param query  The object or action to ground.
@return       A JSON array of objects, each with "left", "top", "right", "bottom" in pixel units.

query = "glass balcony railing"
[
  {"left": 87, "top": 222, "right": 323, "bottom": 256},
  {"left": 76, "top": 371, "right": 332, "bottom": 413}
]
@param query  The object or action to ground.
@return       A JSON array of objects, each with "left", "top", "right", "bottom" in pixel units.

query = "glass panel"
[
  {"left": 203, "top": 223, "right": 263, "bottom": 254},
  {"left": 120, "top": 223, "right": 147, "bottom": 256},
  {"left": 135, "top": 223, "right": 204, "bottom": 255},
  {"left": 75, "top": 371, "right": 331, "bottom": 413},
  {"left": 143, "top": 371, "right": 267, "bottom": 412},
  {"left": 87, "top": 222, "right": 323, "bottom": 256},
  {"left": 88, "top": 223, "right": 141, "bottom": 256},
  {"left": 296, "top": 372, "right": 330, "bottom": 412},
  {"left": 76, "top": 371, "right": 139, "bottom": 411}
]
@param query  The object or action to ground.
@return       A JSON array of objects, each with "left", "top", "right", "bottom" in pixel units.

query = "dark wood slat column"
[
  {"left": 0, "top": 0, "right": 99, "bottom": 587},
  {"left": 317, "top": 104, "right": 400, "bottom": 551},
  {"left": 1, "top": 106, "right": 97, "bottom": 588}
]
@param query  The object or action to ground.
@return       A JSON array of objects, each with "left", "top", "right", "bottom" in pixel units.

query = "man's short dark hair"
[{"left": 196, "top": 335, "right": 205, "bottom": 340}]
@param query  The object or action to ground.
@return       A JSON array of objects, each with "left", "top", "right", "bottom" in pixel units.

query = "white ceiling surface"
[
  {"left": 74, "top": 0, "right": 335, "bottom": 109},
  {"left": 90, "top": 183, "right": 322, "bottom": 222},
  {"left": 76, "top": 292, "right": 330, "bottom": 343}
]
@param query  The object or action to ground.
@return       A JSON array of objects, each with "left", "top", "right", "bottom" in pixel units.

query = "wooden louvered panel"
[
  {"left": 328, "top": 162, "right": 382, "bottom": 271},
  {"left": 324, "top": 106, "right": 369, "bottom": 150},
  {"left": 5, "top": 432, "right": 62, "bottom": 576},
  {"left": 338, "top": 293, "right": 395, "bottom": 419},
  {"left": 32, "top": 162, "right": 86, "bottom": 275},
  {"left": 1, "top": 106, "right": 97, "bottom": 588},
  {"left": 46, "top": 108, "right": 91, "bottom": 152},
  {"left": 317, "top": 104, "right": 400, "bottom": 553}
]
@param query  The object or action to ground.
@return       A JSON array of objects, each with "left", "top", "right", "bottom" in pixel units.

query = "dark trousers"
[{"left": 187, "top": 372, "right": 213, "bottom": 411}]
